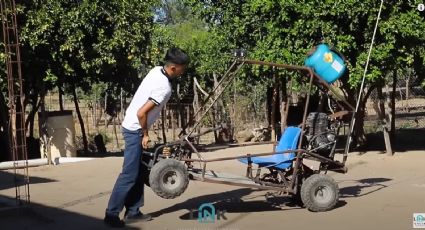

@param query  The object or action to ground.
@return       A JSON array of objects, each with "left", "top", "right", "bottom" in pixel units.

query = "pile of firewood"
[{"left": 236, "top": 126, "right": 271, "bottom": 143}]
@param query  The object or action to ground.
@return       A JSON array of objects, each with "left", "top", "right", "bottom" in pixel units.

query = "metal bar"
[
  {"left": 290, "top": 69, "right": 315, "bottom": 190},
  {"left": 238, "top": 59, "right": 311, "bottom": 72},
  {"left": 190, "top": 176, "right": 291, "bottom": 192},
  {"left": 186, "top": 59, "right": 238, "bottom": 132},
  {"left": 188, "top": 61, "right": 245, "bottom": 137},
  {"left": 195, "top": 59, "right": 238, "bottom": 111},
  {"left": 187, "top": 125, "right": 223, "bottom": 139},
  {"left": 1, "top": 0, "right": 30, "bottom": 205},
  {"left": 344, "top": 0, "right": 385, "bottom": 161},
  {"left": 227, "top": 141, "right": 276, "bottom": 148},
  {"left": 240, "top": 59, "right": 355, "bottom": 111},
  {"left": 180, "top": 149, "right": 306, "bottom": 163},
  {"left": 239, "top": 59, "right": 354, "bottom": 112},
  {"left": 277, "top": 171, "right": 290, "bottom": 188},
  {"left": 184, "top": 136, "right": 205, "bottom": 167},
  {"left": 312, "top": 72, "right": 355, "bottom": 111},
  {"left": 304, "top": 152, "right": 345, "bottom": 167},
  {"left": 201, "top": 162, "right": 207, "bottom": 181}
]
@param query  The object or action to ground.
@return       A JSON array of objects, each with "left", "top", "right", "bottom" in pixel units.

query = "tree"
[
  {"left": 151, "top": 1, "right": 235, "bottom": 141},
  {"left": 185, "top": 0, "right": 425, "bottom": 147},
  {"left": 1, "top": 0, "right": 158, "bottom": 157}
]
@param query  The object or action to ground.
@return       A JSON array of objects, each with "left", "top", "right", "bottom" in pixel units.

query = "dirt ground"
[{"left": 1, "top": 144, "right": 425, "bottom": 230}]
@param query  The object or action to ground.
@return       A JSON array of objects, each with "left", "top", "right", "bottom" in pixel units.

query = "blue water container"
[{"left": 304, "top": 44, "right": 346, "bottom": 84}]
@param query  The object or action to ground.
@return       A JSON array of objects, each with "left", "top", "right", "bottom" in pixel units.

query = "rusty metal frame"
[
  {"left": 186, "top": 59, "right": 245, "bottom": 137},
  {"left": 1, "top": 0, "right": 30, "bottom": 206},
  {"left": 183, "top": 147, "right": 346, "bottom": 193}
]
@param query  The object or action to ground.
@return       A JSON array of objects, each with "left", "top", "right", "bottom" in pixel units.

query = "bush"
[{"left": 75, "top": 131, "right": 111, "bottom": 153}]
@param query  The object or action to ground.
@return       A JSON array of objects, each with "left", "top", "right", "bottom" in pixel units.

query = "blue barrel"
[{"left": 304, "top": 44, "right": 346, "bottom": 84}]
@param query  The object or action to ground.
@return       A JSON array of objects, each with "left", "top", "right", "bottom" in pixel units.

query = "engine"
[{"left": 305, "top": 112, "right": 336, "bottom": 156}]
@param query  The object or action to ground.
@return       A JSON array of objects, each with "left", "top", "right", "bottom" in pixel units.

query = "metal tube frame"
[{"left": 145, "top": 57, "right": 354, "bottom": 194}]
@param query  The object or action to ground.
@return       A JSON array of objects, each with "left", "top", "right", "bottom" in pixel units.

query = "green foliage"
[
  {"left": 186, "top": 0, "right": 425, "bottom": 90},
  {"left": 16, "top": 0, "right": 158, "bottom": 95},
  {"left": 150, "top": 1, "right": 235, "bottom": 103},
  {"left": 1, "top": 0, "right": 424, "bottom": 138}
]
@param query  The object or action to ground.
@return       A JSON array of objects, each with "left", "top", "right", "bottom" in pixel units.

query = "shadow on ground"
[
  {"left": 339, "top": 177, "right": 392, "bottom": 198},
  {"left": 356, "top": 128, "right": 425, "bottom": 153},
  {"left": 82, "top": 151, "right": 124, "bottom": 158},
  {"left": 0, "top": 171, "right": 138, "bottom": 229},
  {"left": 0, "top": 170, "right": 57, "bottom": 191},
  {"left": 150, "top": 187, "right": 347, "bottom": 221},
  {"left": 0, "top": 195, "right": 139, "bottom": 230}
]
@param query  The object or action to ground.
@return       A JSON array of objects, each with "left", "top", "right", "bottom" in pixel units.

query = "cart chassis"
[{"left": 142, "top": 57, "right": 354, "bottom": 196}]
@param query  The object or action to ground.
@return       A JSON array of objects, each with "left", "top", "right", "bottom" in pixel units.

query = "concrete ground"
[{"left": 0, "top": 144, "right": 424, "bottom": 230}]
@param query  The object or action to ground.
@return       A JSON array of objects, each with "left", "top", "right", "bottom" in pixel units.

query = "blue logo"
[
  {"left": 198, "top": 203, "right": 216, "bottom": 223},
  {"left": 189, "top": 203, "right": 227, "bottom": 223},
  {"left": 414, "top": 213, "right": 425, "bottom": 228},
  {"left": 416, "top": 215, "right": 425, "bottom": 222}
]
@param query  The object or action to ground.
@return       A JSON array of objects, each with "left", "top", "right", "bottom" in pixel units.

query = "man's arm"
[{"left": 137, "top": 100, "right": 156, "bottom": 148}]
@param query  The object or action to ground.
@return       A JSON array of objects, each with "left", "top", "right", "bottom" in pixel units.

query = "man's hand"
[
  {"left": 142, "top": 135, "right": 150, "bottom": 149},
  {"left": 137, "top": 100, "right": 156, "bottom": 149}
]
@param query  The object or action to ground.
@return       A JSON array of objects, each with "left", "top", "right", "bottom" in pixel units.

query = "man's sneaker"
[
  {"left": 124, "top": 211, "right": 152, "bottom": 223},
  {"left": 104, "top": 214, "right": 125, "bottom": 228}
]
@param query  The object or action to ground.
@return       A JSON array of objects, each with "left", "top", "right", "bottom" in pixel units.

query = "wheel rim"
[
  {"left": 162, "top": 170, "right": 180, "bottom": 190},
  {"left": 313, "top": 184, "right": 333, "bottom": 205}
]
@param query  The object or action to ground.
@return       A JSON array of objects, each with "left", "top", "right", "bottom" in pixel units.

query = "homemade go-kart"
[{"left": 141, "top": 45, "right": 357, "bottom": 212}]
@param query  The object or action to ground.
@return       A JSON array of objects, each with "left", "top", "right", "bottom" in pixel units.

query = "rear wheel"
[{"left": 301, "top": 174, "right": 339, "bottom": 212}]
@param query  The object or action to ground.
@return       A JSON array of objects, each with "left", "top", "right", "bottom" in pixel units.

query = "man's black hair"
[{"left": 164, "top": 47, "right": 190, "bottom": 65}]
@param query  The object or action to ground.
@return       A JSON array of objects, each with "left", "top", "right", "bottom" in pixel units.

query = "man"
[{"left": 104, "top": 48, "right": 190, "bottom": 228}]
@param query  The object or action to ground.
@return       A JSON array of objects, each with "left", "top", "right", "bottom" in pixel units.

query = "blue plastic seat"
[{"left": 238, "top": 126, "right": 302, "bottom": 170}]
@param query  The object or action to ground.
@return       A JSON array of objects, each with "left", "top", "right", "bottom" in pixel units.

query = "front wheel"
[
  {"left": 149, "top": 158, "right": 189, "bottom": 199},
  {"left": 301, "top": 174, "right": 339, "bottom": 212}
]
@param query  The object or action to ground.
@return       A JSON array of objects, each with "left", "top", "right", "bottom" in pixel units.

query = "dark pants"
[{"left": 106, "top": 128, "right": 145, "bottom": 217}]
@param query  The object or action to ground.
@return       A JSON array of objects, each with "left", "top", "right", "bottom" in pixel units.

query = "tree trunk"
[
  {"left": 186, "top": 106, "right": 190, "bottom": 130},
  {"left": 16, "top": 95, "right": 27, "bottom": 160},
  {"left": 86, "top": 111, "right": 90, "bottom": 136},
  {"left": 25, "top": 92, "right": 40, "bottom": 138},
  {"left": 176, "top": 84, "right": 185, "bottom": 131},
  {"left": 171, "top": 109, "right": 176, "bottom": 141},
  {"left": 350, "top": 85, "right": 376, "bottom": 148},
  {"left": 233, "top": 78, "right": 237, "bottom": 131},
  {"left": 0, "top": 91, "right": 10, "bottom": 162},
  {"left": 39, "top": 84, "right": 52, "bottom": 164},
  {"left": 271, "top": 68, "right": 278, "bottom": 142},
  {"left": 192, "top": 78, "right": 200, "bottom": 144},
  {"left": 26, "top": 100, "right": 40, "bottom": 138},
  {"left": 58, "top": 85, "right": 64, "bottom": 111},
  {"left": 405, "top": 74, "right": 410, "bottom": 111},
  {"left": 104, "top": 92, "right": 108, "bottom": 130},
  {"left": 280, "top": 75, "right": 288, "bottom": 133},
  {"left": 212, "top": 74, "right": 219, "bottom": 143},
  {"left": 406, "top": 76, "right": 410, "bottom": 99},
  {"left": 113, "top": 116, "right": 119, "bottom": 148},
  {"left": 390, "top": 70, "right": 397, "bottom": 140},
  {"left": 120, "top": 87, "right": 124, "bottom": 121},
  {"left": 161, "top": 107, "right": 167, "bottom": 144},
  {"left": 266, "top": 87, "right": 273, "bottom": 129},
  {"left": 377, "top": 83, "right": 393, "bottom": 155},
  {"left": 72, "top": 84, "right": 89, "bottom": 155},
  {"left": 93, "top": 91, "right": 97, "bottom": 128}
]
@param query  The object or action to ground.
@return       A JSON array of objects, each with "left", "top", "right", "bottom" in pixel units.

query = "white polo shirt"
[{"left": 122, "top": 66, "right": 172, "bottom": 131}]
